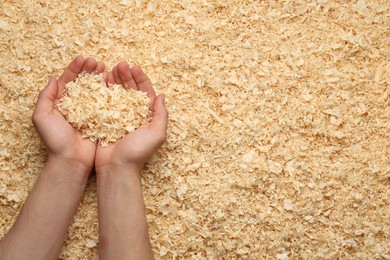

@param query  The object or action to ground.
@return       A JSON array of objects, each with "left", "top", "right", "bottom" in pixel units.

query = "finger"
[
  {"left": 58, "top": 56, "right": 84, "bottom": 95},
  {"left": 95, "top": 61, "right": 105, "bottom": 74},
  {"left": 105, "top": 71, "right": 116, "bottom": 85},
  {"left": 112, "top": 65, "right": 122, "bottom": 84},
  {"left": 82, "top": 57, "right": 97, "bottom": 73},
  {"left": 117, "top": 62, "right": 138, "bottom": 90},
  {"left": 131, "top": 65, "right": 156, "bottom": 98},
  {"left": 33, "top": 78, "right": 58, "bottom": 117},
  {"left": 150, "top": 94, "right": 168, "bottom": 135}
]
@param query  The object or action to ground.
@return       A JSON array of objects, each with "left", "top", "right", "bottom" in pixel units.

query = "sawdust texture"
[
  {"left": 57, "top": 73, "right": 150, "bottom": 147},
  {"left": 0, "top": 0, "right": 389, "bottom": 259}
]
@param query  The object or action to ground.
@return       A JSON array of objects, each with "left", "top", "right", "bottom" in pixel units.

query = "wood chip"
[{"left": 0, "top": 0, "right": 389, "bottom": 259}]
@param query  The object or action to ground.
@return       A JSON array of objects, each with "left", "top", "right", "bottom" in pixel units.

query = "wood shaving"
[
  {"left": 57, "top": 73, "right": 150, "bottom": 147},
  {"left": 0, "top": 0, "right": 389, "bottom": 259}
]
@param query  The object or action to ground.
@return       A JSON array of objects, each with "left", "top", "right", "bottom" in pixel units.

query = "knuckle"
[
  {"left": 31, "top": 112, "right": 38, "bottom": 125},
  {"left": 31, "top": 111, "right": 42, "bottom": 127}
]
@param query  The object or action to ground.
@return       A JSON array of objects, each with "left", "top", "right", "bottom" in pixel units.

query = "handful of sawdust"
[{"left": 57, "top": 73, "right": 150, "bottom": 147}]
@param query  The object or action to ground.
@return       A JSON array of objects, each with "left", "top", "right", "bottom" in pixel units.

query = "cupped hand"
[
  {"left": 32, "top": 56, "right": 105, "bottom": 173},
  {"left": 95, "top": 62, "right": 168, "bottom": 173}
]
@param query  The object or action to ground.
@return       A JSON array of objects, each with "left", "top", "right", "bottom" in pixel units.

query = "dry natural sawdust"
[
  {"left": 58, "top": 73, "right": 150, "bottom": 147},
  {"left": 0, "top": 0, "right": 389, "bottom": 259}
]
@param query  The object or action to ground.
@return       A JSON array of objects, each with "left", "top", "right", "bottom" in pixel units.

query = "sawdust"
[
  {"left": 0, "top": 0, "right": 389, "bottom": 259},
  {"left": 57, "top": 73, "right": 150, "bottom": 147}
]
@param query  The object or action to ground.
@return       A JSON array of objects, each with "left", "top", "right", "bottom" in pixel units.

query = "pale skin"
[{"left": 0, "top": 57, "right": 167, "bottom": 260}]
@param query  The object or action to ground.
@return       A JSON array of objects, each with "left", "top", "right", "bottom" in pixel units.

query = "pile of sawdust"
[
  {"left": 57, "top": 73, "right": 150, "bottom": 147},
  {"left": 0, "top": 0, "right": 389, "bottom": 259}
]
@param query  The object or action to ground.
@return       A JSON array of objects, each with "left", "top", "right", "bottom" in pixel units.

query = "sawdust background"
[{"left": 0, "top": 0, "right": 389, "bottom": 259}]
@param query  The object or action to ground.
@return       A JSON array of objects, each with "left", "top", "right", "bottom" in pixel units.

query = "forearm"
[
  {"left": 0, "top": 158, "right": 90, "bottom": 260},
  {"left": 97, "top": 166, "right": 153, "bottom": 260}
]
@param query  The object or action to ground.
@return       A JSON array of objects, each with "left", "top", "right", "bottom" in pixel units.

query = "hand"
[
  {"left": 96, "top": 62, "right": 168, "bottom": 173},
  {"left": 32, "top": 56, "right": 106, "bottom": 173}
]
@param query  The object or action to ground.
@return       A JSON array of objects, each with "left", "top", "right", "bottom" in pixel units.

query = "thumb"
[
  {"left": 34, "top": 78, "right": 58, "bottom": 115},
  {"left": 150, "top": 94, "right": 168, "bottom": 134}
]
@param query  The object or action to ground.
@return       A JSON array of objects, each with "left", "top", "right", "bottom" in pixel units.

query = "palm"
[
  {"left": 96, "top": 62, "right": 167, "bottom": 171},
  {"left": 96, "top": 124, "right": 159, "bottom": 170},
  {"left": 33, "top": 57, "right": 106, "bottom": 169},
  {"left": 44, "top": 104, "right": 96, "bottom": 165}
]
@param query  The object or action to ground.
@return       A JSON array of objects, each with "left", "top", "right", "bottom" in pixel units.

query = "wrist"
[
  {"left": 96, "top": 164, "right": 140, "bottom": 178},
  {"left": 46, "top": 155, "right": 92, "bottom": 181},
  {"left": 96, "top": 165, "right": 141, "bottom": 194}
]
